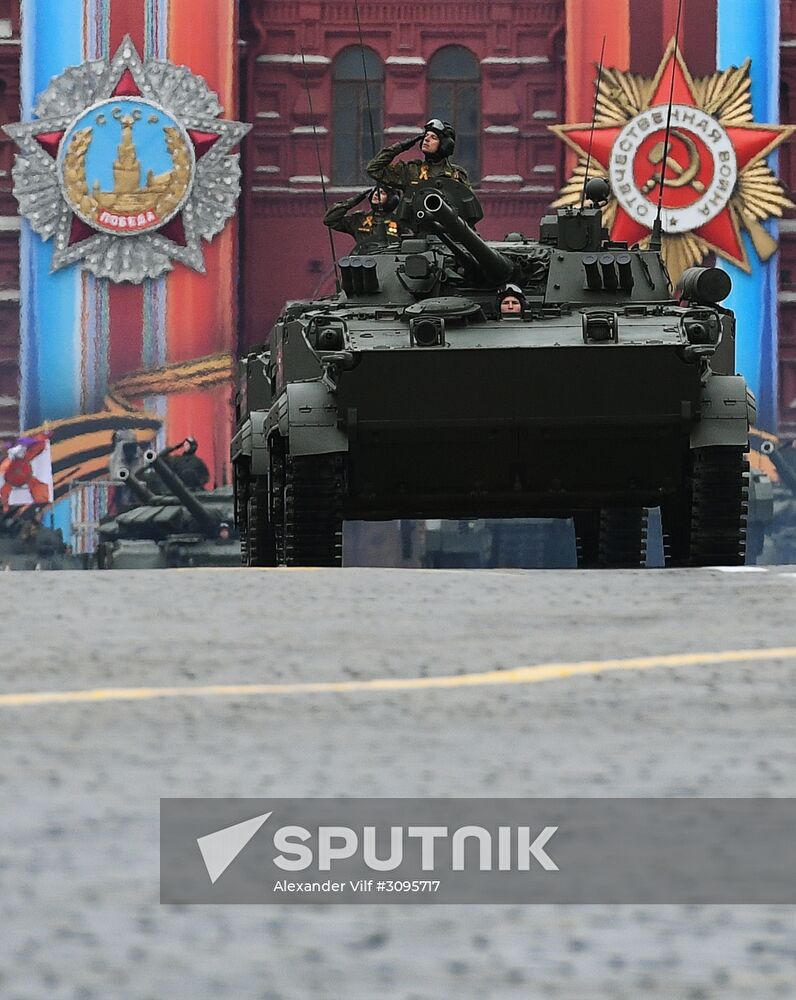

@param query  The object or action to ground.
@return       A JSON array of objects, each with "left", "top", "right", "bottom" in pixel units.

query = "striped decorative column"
[
  {"left": 19, "top": 0, "right": 84, "bottom": 428},
  {"left": 564, "top": 0, "right": 630, "bottom": 129},
  {"left": 19, "top": 0, "right": 240, "bottom": 501},
  {"left": 165, "top": 1, "right": 238, "bottom": 483},
  {"left": 717, "top": 0, "right": 781, "bottom": 430}
]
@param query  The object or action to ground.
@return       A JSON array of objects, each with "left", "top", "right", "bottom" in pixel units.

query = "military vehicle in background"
[
  {"left": 487, "top": 518, "right": 575, "bottom": 568},
  {"left": 745, "top": 467, "right": 774, "bottom": 564},
  {"left": 422, "top": 518, "right": 574, "bottom": 569},
  {"left": 0, "top": 508, "right": 70, "bottom": 570},
  {"left": 754, "top": 437, "right": 796, "bottom": 564},
  {"left": 233, "top": 176, "right": 752, "bottom": 568},
  {"left": 421, "top": 519, "right": 494, "bottom": 569},
  {"left": 95, "top": 438, "right": 238, "bottom": 569}
]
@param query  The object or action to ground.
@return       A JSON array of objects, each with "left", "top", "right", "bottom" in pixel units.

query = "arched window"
[
  {"left": 428, "top": 46, "right": 480, "bottom": 181},
  {"left": 332, "top": 46, "right": 384, "bottom": 184}
]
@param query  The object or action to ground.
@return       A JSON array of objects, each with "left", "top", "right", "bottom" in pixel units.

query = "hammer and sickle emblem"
[{"left": 641, "top": 129, "right": 705, "bottom": 195}]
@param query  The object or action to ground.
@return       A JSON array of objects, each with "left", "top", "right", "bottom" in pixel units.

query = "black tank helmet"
[
  {"left": 495, "top": 282, "right": 526, "bottom": 317},
  {"left": 424, "top": 118, "right": 456, "bottom": 160},
  {"left": 370, "top": 183, "right": 400, "bottom": 213}
]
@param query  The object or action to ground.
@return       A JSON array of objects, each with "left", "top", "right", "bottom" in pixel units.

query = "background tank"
[
  {"left": 96, "top": 439, "right": 238, "bottom": 569},
  {"left": 752, "top": 437, "right": 796, "bottom": 564},
  {"left": 0, "top": 507, "right": 69, "bottom": 570},
  {"left": 232, "top": 178, "right": 752, "bottom": 569}
]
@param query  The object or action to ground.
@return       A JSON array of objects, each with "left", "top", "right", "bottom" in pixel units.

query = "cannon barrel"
[
  {"left": 420, "top": 191, "right": 515, "bottom": 284},
  {"left": 156, "top": 436, "right": 197, "bottom": 461},
  {"left": 146, "top": 454, "right": 218, "bottom": 535},
  {"left": 118, "top": 466, "right": 157, "bottom": 504}
]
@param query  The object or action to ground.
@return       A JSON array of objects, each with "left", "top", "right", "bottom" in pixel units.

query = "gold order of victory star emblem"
[{"left": 549, "top": 39, "right": 795, "bottom": 282}]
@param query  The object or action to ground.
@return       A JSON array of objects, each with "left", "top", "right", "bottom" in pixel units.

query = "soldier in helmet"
[
  {"left": 168, "top": 437, "right": 210, "bottom": 490},
  {"left": 496, "top": 283, "right": 526, "bottom": 319},
  {"left": 366, "top": 118, "right": 471, "bottom": 191},
  {"left": 323, "top": 183, "right": 407, "bottom": 250}
]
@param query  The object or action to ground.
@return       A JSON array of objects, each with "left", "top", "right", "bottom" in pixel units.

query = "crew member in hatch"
[
  {"left": 496, "top": 283, "right": 526, "bottom": 319},
  {"left": 323, "top": 184, "right": 406, "bottom": 249}
]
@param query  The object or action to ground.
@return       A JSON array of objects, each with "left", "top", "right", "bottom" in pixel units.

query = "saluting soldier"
[
  {"left": 323, "top": 184, "right": 407, "bottom": 250},
  {"left": 366, "top": 118, "right": 471, "bottom": 190}
]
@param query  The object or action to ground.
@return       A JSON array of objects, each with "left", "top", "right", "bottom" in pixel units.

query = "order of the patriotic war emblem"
[
  {"left": 4, "top": 37, "right": 250, "bottom": 282},
  {"left": 550, "top": 39, "right": 794, "bottom": 281}
]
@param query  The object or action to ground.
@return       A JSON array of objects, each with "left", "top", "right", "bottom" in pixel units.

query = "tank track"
[
  {"left": 599, "top": 508, "right": 648, "bottom": 568},
  {"left": 664, "top": 446, "right": 748, "bottom": 567},
  {"left": 575, "top": 508, "right": 648, "bottom": 568},
  {"left": 234, "top": 459, "right": 249, "bottom": 565},
  {"left": 245, "top": 475, "right": 276, "bottom": 567},
  {"left": 276, "top": 452, "right": 344, "bottom": 567}
]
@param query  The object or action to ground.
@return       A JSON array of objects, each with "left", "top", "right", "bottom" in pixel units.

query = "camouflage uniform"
[
  {"left": 366, "top": 141, "right": 471, "bottom": 191},
  {"left": 323, "top": 189, "right": 404, "bottom": 247}
]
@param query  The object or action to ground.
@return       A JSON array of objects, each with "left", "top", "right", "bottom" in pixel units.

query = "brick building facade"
[{"left": 238, "top": 1, "right": 567, "bottom": 351}]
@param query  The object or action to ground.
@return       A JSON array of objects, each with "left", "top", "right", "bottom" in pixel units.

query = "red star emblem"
[{"left": 551, "top": 40, "right": 794, "bottom": 277}]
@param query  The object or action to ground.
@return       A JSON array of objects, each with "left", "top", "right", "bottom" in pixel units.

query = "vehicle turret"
[
  {"left": 416, "top": 190, "right": 515, "bottom": 284},
  {"left": 145, "top": 452, "right": 219, "bottom": 536},
  {"left": 118, "top": 465, "right": 157, "bottom": 504}
]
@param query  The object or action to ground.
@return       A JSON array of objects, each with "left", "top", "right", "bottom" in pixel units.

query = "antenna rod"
[
  {"left": 300, "top": 48, "right": 340, "bottom": 292},
  {"left": 354, "top": 0, "right": 377, "bottom": 158},
  {"left": 650, "top": 0, "right": 684, "bottom": 251},
  {"left": 580, "top": 36, "right": 607, "bottom": 210}
]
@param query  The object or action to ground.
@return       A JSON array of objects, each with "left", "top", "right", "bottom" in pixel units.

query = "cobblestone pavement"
[{"left": 2, "top": 566, "right": 796, "bottom": 999}]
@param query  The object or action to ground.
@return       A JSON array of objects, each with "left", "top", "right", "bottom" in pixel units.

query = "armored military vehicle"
[
  {"left": 96, "top": 441, "right": 238, "bottom": 569},
  {"left": 0, "top": 508, "right": 70, "bottom": 570},
  {"left": 754, "top": 438, "right": 796, "bottom": 564},
  {"left": 233, "top": 177, "right": 752, "bottom": 568}
]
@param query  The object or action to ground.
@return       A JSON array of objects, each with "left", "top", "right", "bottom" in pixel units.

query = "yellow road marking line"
[
  {"left": 1, "top": 646, "right": 796, "bottom": 708},
  {"left": 173, "top": 566, "right": 323, "bottom": 572}
]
